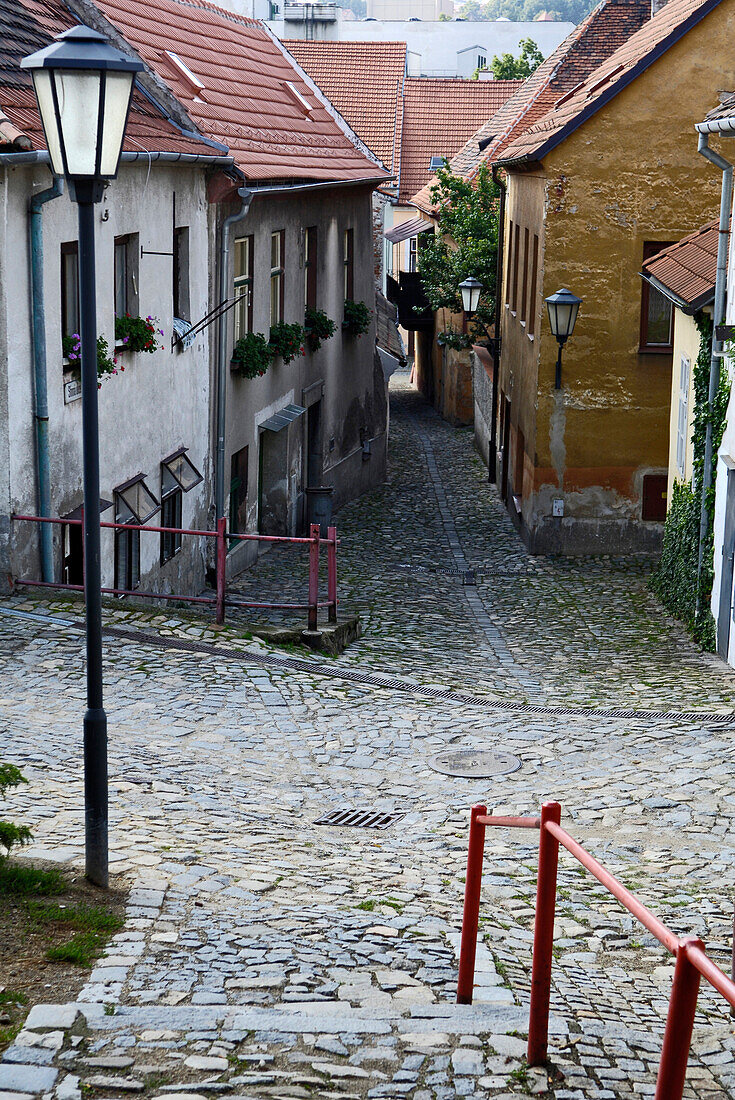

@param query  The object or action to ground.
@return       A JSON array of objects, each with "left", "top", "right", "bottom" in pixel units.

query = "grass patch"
[
  {"left": 0, "top": 861, "right": 66, "bottom": 896},
  {"left": 357, "top": 899, "right": 376, "bottom": 911}
]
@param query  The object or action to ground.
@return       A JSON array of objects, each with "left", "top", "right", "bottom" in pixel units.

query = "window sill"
[
  {"left": 526, "top": 333, "right": 535, "bottom": 343},
  {"left": 638, "top": 346, "right": 674, "bottom": 356},
  {"left": 512, "top": 494, "right": 522, "bottom": 514}
]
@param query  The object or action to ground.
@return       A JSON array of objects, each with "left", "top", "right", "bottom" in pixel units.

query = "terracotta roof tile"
[
  {"left": 497, "top": 0, "right": 722, "bottom": 164},
  {"left": 641, "top": 219, "right": 722, "bottom": 311},
  {"left": 284, "top": 40, "right": 406, "bottom": 176},
  {"left": 95, "top": 0, "right": 387, "bottom": 184},
  {"left": 399, "top": 77, "right": 521, "bottom": 201},
  {"left": 411, "top": 0, "right": 650, "bottom": 212},
  {"left": 0, "top": 0, "right": 220, "bottom": 158}
]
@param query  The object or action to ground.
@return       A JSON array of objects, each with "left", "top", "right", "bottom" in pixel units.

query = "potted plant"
[
  {"left": 63, "top": 333, "right": 119, "bottom": 386},
  {"left": 269, "top": 321, "right": 306, "bottom": 364},
  {"left": 231, "top": 332, "right": 274, "bottom": 378},
  {"left": 304, "top": 306, "right": 337, "bottom": 353},
  {"left": 115, "top": 314, "right": 164, "bottom": 353},
  {"left": 343, "top": 299, "right": 371, "bottom": 337}
]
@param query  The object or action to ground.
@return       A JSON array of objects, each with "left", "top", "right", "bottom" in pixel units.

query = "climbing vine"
[{"left": 650, "top": 314, "right": 730, "bottom": 648}]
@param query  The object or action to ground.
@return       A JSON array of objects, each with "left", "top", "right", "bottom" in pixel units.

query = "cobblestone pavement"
[{"left": 3, "top": 374, "right": 735, "bottom": 1100}]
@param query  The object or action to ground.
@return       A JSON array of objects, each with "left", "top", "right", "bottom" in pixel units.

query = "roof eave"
[
  {"left": 495, "top": 0, "right": 725, "bottom": 169},
  {"left": 639, "top": 270, "right": 714, "bottom": 315}
]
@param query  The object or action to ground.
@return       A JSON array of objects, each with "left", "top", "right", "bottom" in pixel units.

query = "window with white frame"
[
  {"left": 270, "top": 230, "right": 285, "bottom": 326},
  {"left": 233, "top": 235, "right": 253, "bottom": 341},
  {"left": 676, "top": 354, "right": 690, "bottom": 480}
]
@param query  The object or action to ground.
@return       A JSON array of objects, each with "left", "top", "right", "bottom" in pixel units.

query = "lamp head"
[
  {"left": 545, "top": 287, "right": 582, "bottom": 345},
  {"left": 21, "top": 25, "right": 143, "bottom": 200},
  {"left": 459, "top": 276, "right": 483, "bottom": 318}
]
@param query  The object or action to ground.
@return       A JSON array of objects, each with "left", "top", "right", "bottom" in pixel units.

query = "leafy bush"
[
  {"left": 115, "top": 314, "right": 163, "bottom": 354},
  {"left": 650, "top": 314, "right": 729, "bottom": 649},
  {"left": 231, "top": 332, "right": 274, "bottom": 378},
  {"left": 304, "top": 307, "right": 337, "bottom": 352},
  {"left": 0, "top": 764, "right": 32, "bottom": 858},
  {"left": 269, "top": 322, "right": 305, "bottom": 364},
  {"left": 437, "top": 328, "right": 471, "bottom": 350},
  {"left": 343, "top": 299, "right": 371, "bottom": 337}
]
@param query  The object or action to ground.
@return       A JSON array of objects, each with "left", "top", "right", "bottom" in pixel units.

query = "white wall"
[{"left": 1, "top": 161, "right": 211, "bottom": 595}]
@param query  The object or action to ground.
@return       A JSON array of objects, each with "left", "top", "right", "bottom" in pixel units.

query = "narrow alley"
[{"left": 3, "top": 374, "right": 735, "bottom": 1098}]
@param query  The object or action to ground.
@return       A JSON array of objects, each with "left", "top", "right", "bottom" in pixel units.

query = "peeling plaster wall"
[
  {"left": 1, "top": 162, "right": 210, "bottom": 593},
  {"left": 499, "top": 12, "right": 731, "bottom": 553},
  {"left": 220, "top": 184, "right": 387, "bottom": 575}
]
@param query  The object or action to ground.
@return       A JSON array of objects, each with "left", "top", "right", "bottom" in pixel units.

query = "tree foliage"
[
  {"left": 0, "top": 763, "right": 32, "bottom": 857},
  {"left": 418, "top": 162, "right": 499, "bottom": 341},
  {"left": 489, "top": 37, "right": 544, "bottom": 79},
  {"left": 458, "top": 0, "right": 594, "bottom": 23}
]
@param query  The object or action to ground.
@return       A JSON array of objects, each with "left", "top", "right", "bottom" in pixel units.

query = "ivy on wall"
[{"left": 650, "top": 314, "right": 730, "bottom": 649}]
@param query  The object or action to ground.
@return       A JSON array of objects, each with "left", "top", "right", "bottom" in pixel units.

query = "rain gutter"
[
  {"left": 695, "top": 131, "right": 733, "bottom": 616},
  {"left": 30, "top": 176, "right": 64, "bottom": 582},
  {"left": 0, "top": 150, "right": 235, "bottom": 166}
]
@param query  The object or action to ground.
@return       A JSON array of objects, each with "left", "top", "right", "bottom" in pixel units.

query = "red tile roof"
[
  {"left": 284, "top": 40, "right": 407, "bottom": 177},
  {"left": 0, "top": 0, "right": 216, "bottom": 157},
  {"left": 497, "top": 0, "right": 723, "bottom": 165},
  {"left": 95, "top": 0, "right": 388, "bottom": 184},
  {"left": 411, "top": 0, "right": 650, "bottom": 212},
  {"left": 641, "top": 219, "right": 722, "bottom": 312},
  {"left": 399, "top": 77, "right": 521, "bottom": 201}
]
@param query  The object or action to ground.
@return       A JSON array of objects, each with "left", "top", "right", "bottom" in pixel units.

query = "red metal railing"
[
  {"left": 457, "top": 800, "right": 735, "bottom": 1099},
  {"left": 11, "top": 514, "right": 339, "bottom": 630}
]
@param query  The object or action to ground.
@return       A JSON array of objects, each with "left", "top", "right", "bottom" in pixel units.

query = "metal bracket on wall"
[{"left": 171, "top": 296, "right": 238, "bottom": 350}]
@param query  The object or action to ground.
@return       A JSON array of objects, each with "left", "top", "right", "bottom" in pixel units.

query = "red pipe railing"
[
  {"left": 457, "top": 800, "right": 735, "bottom": 1099},
  {"left": 11, "top": 513, "right": 339, "bottom": 630}
]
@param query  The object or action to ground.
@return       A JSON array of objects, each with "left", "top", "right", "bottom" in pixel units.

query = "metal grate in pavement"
[{"left": 314, "top": 808, "right": 404, "bottom": 829}]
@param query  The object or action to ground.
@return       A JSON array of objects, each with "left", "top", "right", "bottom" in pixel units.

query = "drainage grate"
[
  {"left": 314, "top": 808, "right": 405, "bottom": 829},
  {"left": 428, "top": 749, "right": 522, "bottom": 778}
]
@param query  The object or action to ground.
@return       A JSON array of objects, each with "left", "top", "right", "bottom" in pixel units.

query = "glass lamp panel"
[
  {"left": 54, "top": 70, "right": 101, "bottom": 176},
  {"left": 98, "top": 71, "right": 135, "bottom": 175},
  {"left": 546, "top": 300, "right": 560, "bottom": 336},
  {"left": 31, "top": 69, "right": 65, "bottom": 175}
]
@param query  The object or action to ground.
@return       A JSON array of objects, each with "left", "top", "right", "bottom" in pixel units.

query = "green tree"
[
  {"left": 0, "top": 763, "right": 32, "bottom": 857},
  {"left": 457, "top": 0, "right": 594, "bottom": 22},
  {"left": 490, "top": 37, "right": 544, "bottom": 79},
  {"left": 418, "top": 161, "right": 499, "bottom": 342}
]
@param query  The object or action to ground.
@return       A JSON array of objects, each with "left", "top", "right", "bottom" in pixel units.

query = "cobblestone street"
[{"left": 4, "top": 374, "right": 735, "bottom": 1099}]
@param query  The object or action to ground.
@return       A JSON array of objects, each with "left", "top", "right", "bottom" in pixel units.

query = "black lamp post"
[
  {"left": 459, "top": 276, "right": 501, "bottom": 482},
  {"left": 22, "top": 26, "right": 142, "bottom": 888},
  {"left": 544, "top": 287, "right": 582, "bottom": 389}
]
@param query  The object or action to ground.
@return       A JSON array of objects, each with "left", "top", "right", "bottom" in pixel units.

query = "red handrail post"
[
  {"left": 527, "top": 800, "right": 562, "bottom": 1066},
  {"left": 308, "top": 523, "right": 320, "bottom": 632},
  {"left": 327, "top": 525, "right": 337, "bottom": 624},
  {"left": 457, "top": 803, "right": 487, "bottom": 1004},
  {"left": 654, "top": 937, "right": 704, "bottom": 1100},
  {"left": 216, "top": 516, "right": 226, "bottom": 625}
]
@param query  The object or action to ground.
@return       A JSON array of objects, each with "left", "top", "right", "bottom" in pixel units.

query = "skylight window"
[
  {"left": 429, "top": 155, "right": 445, "bottom": 170},
  {"left": 163, "top": 51, "right": 205, "bottom": 93},
  {"left": 284, "top": 80, "right": 314, "bottom": 115}
]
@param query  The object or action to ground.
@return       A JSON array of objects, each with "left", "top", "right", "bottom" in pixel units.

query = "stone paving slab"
[{"left": 3, "top": 375, "right": 735, "bottom": 1097}]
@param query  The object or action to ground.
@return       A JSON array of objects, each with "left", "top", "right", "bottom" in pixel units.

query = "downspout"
[
  {"left": 215, "top": 186, "right": 252, "bottom": 523},
  {"left": 695, "top": 133, "right": 733, "bottom": 617},
  {"left": 30, "top": 176, "right": 64, "bottom": 582},
  {"left": 490, "top": 166, "right": 506, "bottom": 485}
]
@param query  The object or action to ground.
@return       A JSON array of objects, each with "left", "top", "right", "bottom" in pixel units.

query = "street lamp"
[
  {"left": 458, "top": 276, "right": 501, "bottom": 482},
  {"left": 459, "top": 276, "right": 483, "bottom": 318},
  {"left": 22, "top": 26, "right": 142, "bottom": 888},
  {"left": 544, "top": 287, "right": 582, "bottom": 389}
]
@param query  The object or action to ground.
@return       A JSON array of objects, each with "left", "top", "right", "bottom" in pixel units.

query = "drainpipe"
[
  {"left": 490, "top": 166, "right": 506, "bottom": 485},
  {"left": 30, "top": 176, "right": 64, "bottom": 582},
  {"left": 695, "top": 133, "right": 733, "bottom": 617},
  {"left": 215, "top": 187, "right": 252, "bottom": 523}
]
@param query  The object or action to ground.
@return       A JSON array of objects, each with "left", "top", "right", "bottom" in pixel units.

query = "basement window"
[
  {"left": 114, "top": 474, "right": 159, "bottom": 524},
  {"left": 162, "top": 448, "right": 203, "bottom": 493}
]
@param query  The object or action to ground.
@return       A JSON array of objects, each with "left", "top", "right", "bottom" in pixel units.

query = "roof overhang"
[
  {"left": 493, "top": 0, "right": 725, "bottom": 170},
  {"left": 638, "top": 270, "right": 714, "bottom": 315},
  {"left": 384, "top": 216, "right": 433, "bottom": 243}
]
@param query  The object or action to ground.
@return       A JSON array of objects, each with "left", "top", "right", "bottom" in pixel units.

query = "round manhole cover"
[{"left": 428, "top": 749, "right": 522, "bottom": 778}]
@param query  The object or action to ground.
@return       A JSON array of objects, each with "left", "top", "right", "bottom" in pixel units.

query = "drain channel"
[{"left": 314, "top": 808, "right": 405, "bottom": 829}]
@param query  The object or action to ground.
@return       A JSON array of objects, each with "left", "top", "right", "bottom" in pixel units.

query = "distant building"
[
  {"left": 366, "top": 0, "right": 454, "bottom": 19},
  {"left": 269, "top": 11, "right": 574, "bottom": 75}
]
